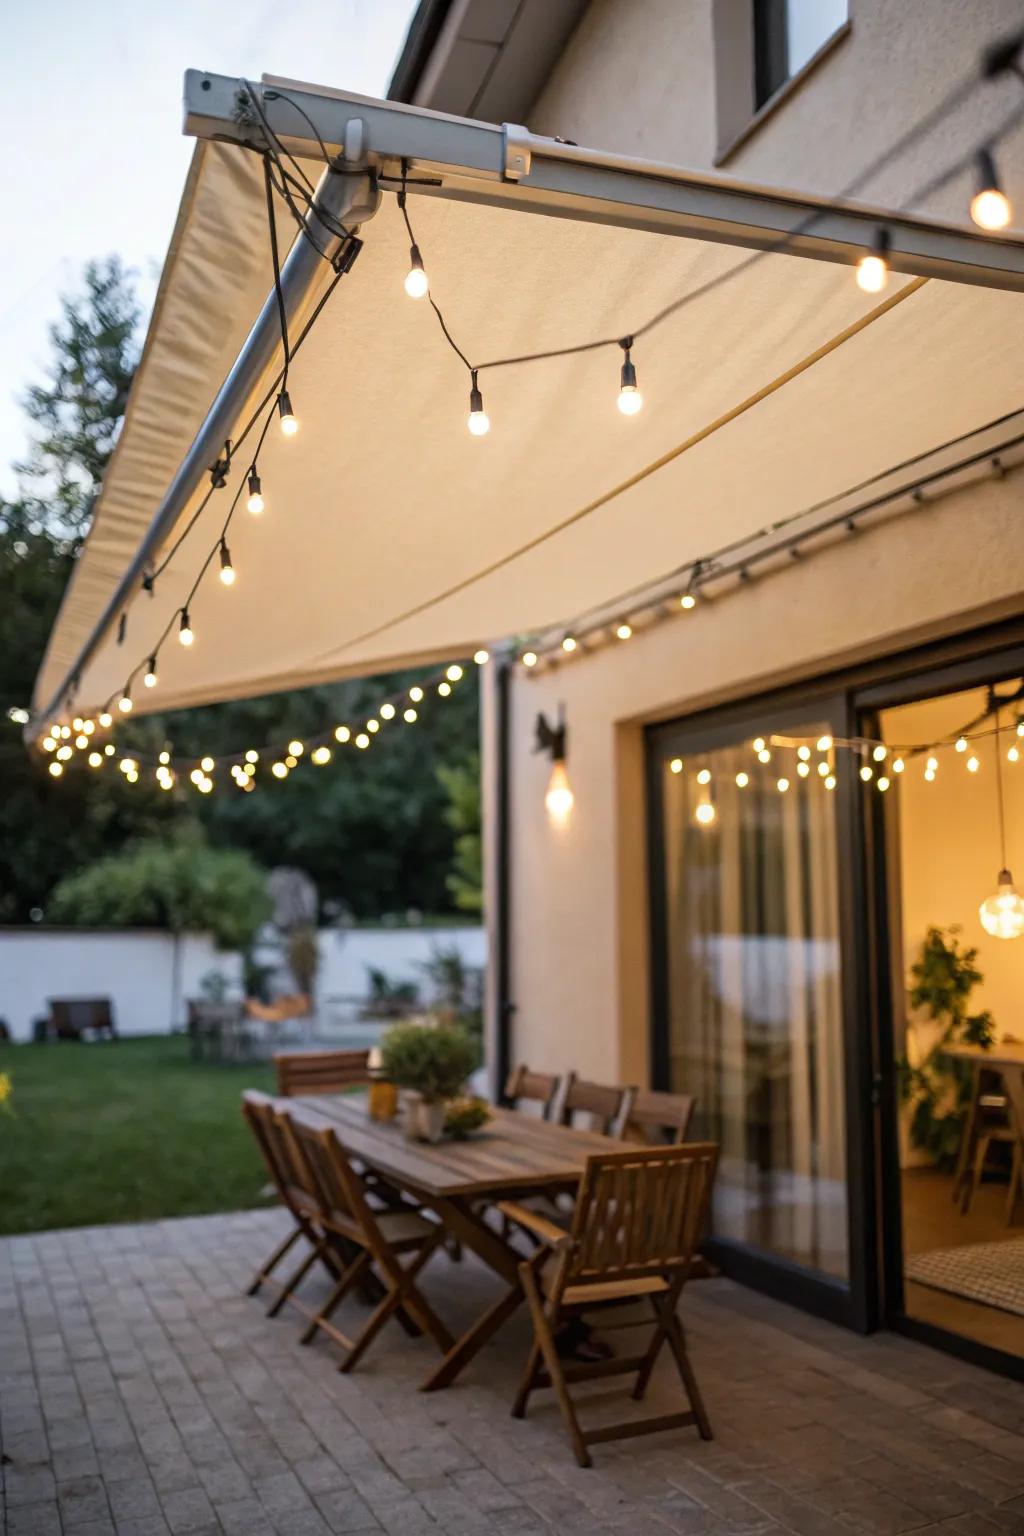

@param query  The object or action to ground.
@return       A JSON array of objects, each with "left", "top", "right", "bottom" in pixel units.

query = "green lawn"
[{"left": 0, "top": 1035, "right": 276, "bottom": 1235}]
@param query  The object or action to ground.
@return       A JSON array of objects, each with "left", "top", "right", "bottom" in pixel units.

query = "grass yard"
[{"left": 0, "top": 1034, "right": 276, "bottom": 1235}]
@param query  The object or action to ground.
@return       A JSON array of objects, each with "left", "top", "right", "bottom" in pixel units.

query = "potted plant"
[{"left": 380, "top": 1022, "right": 478, "bottom": 1142}]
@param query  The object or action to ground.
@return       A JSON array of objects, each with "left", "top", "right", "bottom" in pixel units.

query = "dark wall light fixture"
[{"left": 535, "top": 708, "right": 574, "bottom": 826}]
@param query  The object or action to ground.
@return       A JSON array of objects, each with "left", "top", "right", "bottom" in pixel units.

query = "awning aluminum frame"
[{"left": 31, "top": 69, "right": 1024, "bottom": 736}]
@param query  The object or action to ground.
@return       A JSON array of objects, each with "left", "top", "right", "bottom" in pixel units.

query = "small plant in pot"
[{"left": 380, "top": 1022, "right": 478, "bottom": 1143}]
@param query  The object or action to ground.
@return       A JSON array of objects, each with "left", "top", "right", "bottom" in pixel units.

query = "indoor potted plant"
[{"left": 380, "top": 1021, "right": 477, "bottom": 1142}]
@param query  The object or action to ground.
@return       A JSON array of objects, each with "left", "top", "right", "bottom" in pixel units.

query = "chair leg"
[
  {"left": 339, "top": 1240, "right": 451, "bottom": 1373},
  {"left": 964, "top": 1134, "right": 991, "bottom": 1215},
  {"left": 300, "top": 1249, "right": 370, "bottom": 1344},
  {"left": 266, "top": 1239, "right": 326, "bottom": 1318},
  {"left": 664, "top": 1310, "right": 712, "bottom": 1441},
  {"left": 1007, "top": 1141, "right": 1023, "bottom": 1227},
  {"left": 246, "top": 1223, "right": 301, "bottom": 1295},
  {"left": 520, "top": 1263, "right": 591, "bottom": 1469},
  {"left": 511, "top": 1337, "right": 543, "bottom": 1419},
  {"left": 631, "top": 1294, "right": 674, "bottom": 1402}
]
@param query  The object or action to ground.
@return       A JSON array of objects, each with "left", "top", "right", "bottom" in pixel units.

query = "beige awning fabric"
[{"left": 33, "top": 114, "right": 1024, "bottom": 721}]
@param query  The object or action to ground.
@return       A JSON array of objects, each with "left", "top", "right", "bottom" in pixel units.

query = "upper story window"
[{"left": 753, "top": 0, "right": 850, "bottom": 108}]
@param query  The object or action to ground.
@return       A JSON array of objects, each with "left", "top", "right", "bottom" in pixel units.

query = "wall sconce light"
[{"left": 535, "top": 708, "right": 574, "bottom": 826}]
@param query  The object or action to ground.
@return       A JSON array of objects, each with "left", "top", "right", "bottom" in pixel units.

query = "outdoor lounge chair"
[
  {"left": 280, "top": 1111, "right": 454, "bottom": 1373},
  {"left": 499, "top": 1141, "right": 719, "bottom": 1467}
]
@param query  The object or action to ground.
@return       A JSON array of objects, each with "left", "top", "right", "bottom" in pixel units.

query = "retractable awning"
[{"left": 31, "top": 72, "right": 1024, "bottom": 728}]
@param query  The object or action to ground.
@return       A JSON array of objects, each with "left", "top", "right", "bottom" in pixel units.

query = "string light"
[
  {"left": 860, "top": 765, "right": 873, "bottom": 781},
  {"left": 355, "top": 733, "right": 370, "bottom": 749},
  {"left": 56, "top": 745, "right": 72, "bottom": 761},
  {"left": 735, "top": 771, "right": 749, "bottom": 788},
  {"left": 758, "top": 748, "right": 771, "bottom": 764},
  {"left": 367, "top": 719, "right": 380, "bottom": 732},
  {"left": 41, "top": 737, "right": 56, "bottom": 752},
  {"left": 797, "top": 745, "right": 811, "bottom": 761},
  {"left": 99, "top": 711, "right": 112, "bottom": 729},
  {"left": 104, "top": 744, "right": 115, "bottom": 757},
  {"left": 118, "top": 690, "right": 132, "bottom": 714},
  {"left": 559, "top": 634, "right": 577, "bottom": 653},
  {"left": 438, "top": 682, "right": 452, "bottom": 697},
  {"left": 334, "top": 725, "right": 351, "bottom": 743},
  {"left": 818, "top": 761, "right": 830, "bottom": 777},
  {"left": 159, "top": 750, "right": 170, "bottom": 765},
  {"left": 522, "top": 652, "right": 538, "bottom": 668},
  {"left": 219, "top": 540, "right": 235, "bottom": 586},
  {"left": 967, "top": 754, "right": 980, "bottom": 773},
  {"left": 380, "top": 703, "right": 396, "bottom": 720},
  {"left": 615, "top": 622, "right": 632, "bottom": 641},
  {"left": 893, "top": 756, "right": 905, "bottom": 773},
  {"left": 474, "top": 649, "right": 490, "bottom": 665},
  {"left": 970, "top": 148, "right": 1012, "bottom": 230},
  {"left": 278, "top": 390, "right": 298, "bottom": 437},
  {"left": 446, "top": 664, "right": 463, "bottom": 682},
  {"left": 404, "top": 707, "right": 417, "bottom": 723},
  {"left": 404, "top": 242, "right": 428, "bottom": 299},
  {"left": 680, "top": 592, "right": 696, "bottom": 611},
  {"left": 179, "top": 611, "right": 194, "bottom": 647},
  {"left": 49, "top": 761, "right": 63, "bottom": 777},
  {"left": 955, "top": 736, "right": 968, "bottom": 753},
  {"left": 777, "top": 777, "right": 790, "bottom": 793},
  {"left": 856, "top": 227, "right": 890, "bottom": 293},
  {"left": 246, "top": 468, "right": 264, "bottom": 514},
  {"left": 1010, "top": 745, "right": 1021, "bottom": 763},
  {"left": 695, "top": 800, "right": 716, "bottom": 825},
  {"left": 246, "top": 749, "right": 259, "bottom": 762},
  {"left": 697, "top": 768, "right": 711, "bottom": 785},
  {"left": 670, "top": 758, "right": 683, "bottom": 774},
  {"left": 752, "top": 738, "right": 766, "bottom": 753},
  {"left": 878, "top": 776, "right": 891, "bottom": 792},
  {"left": 467, "top": 370, "right": 490, "bottom": 436},
  {"left": 88, "top": 751, "right": 102, "bottom": 768},
  {"left": 272, "top": 761, "right": 288, "bottom": 778},
  {"left": 75, "top": 734, "right": 89, "bottom": 750},
  {"left": 617, "top": 337, "right": 642, "bottom": 415},
  {"left": 825, "top": 774, "right": 837, "bottom": 790},
  {"left": 201, "top": 756, "right": 215, "bottom": 773},
  {"left": 288, "top": 740, "right": 304, "bottom": 756},
  {"left": 144, "top": 657, "right": 158, "bottom": 688},
  {"left": 311, "top": 746, "right": 331, "bottom": 765},
  {"left": 872, "top": 745, "right": 887, "bottom": 762},
  {"left": 797, "top": 761, "right": 810, "bottom": 777},
  {"left": 409, "top": 685, "right": 425, "bottom": 702}
]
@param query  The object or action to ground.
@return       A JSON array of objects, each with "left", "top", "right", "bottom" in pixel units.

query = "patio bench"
[{"left": 46, "top": 997, "right": 118, "bottom": 1042}]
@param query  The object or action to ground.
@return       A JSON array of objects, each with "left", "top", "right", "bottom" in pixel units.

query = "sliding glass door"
[{"left": 649, "top": 697, "right": 858, "bottom": 1315}]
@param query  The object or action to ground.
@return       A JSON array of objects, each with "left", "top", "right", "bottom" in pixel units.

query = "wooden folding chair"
[
  {"left": 623, "top": 1088, "right": 696, "bottom": 1145},
  {"left": 553, "top": 1077, "right": 637, "bottom": 1138},
  {"left": 280, "top": 1112, "right": 455, "bottom": 1373},
  {"left": 274, "top": 1049, "right": 372, "bottom": 1096},
  {"left": 499, "top": 1141, "right": 718, "bottom": 1467},
  {"left": 241, "top": 1090, "right": 338, "bottom": 1316},
  {"left": 505, "top": 1064, "right": 565, "bottom": 1118}
]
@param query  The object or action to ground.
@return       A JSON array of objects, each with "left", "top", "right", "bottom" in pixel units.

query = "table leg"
[{"left": 417, "top": 1195, "right": 525, "bottom": 1391}]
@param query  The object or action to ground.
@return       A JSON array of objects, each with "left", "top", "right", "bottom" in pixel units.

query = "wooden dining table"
[{"left": 271, "top": 1092, "right": 626, "bottom": 1389}]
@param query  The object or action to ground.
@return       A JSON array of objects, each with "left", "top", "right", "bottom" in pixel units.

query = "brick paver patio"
[{"left": 2, "top": 1208, "right": 1023, "bottom": 1535}]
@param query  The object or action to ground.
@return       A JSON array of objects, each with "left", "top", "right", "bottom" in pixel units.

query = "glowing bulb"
[
  {"left": 878, "top": 776, "right": 890, "bottom": 792},
  {"left": 446, "top": 664, "right": 463, "bottom": 682},
  {"left": 198, "top": 756, "right": 213, "bottom": 773},
  {"left": 617, "top": 339, "right": 642, "bottom": 415},
  {"left": 73, "top": 718, "right": 83, "bottom": 732},
  {"left": 355, "top": 733, "right": 370, "bottom": 749},
  {"left": 59, "top": 726, "right": 71, "bottom": 739},
  {"left": 522, "top": 652, "right": 537, "bottom": 668},
  {"left": 1009, "top": 746, "right": 1021, "bottom": 764},
  {"left": 797, "top": 746, "right": 811, "bottom": 761},
  {"left": 758, "top": 749, "right": 771, "bottom": 764},
  {"left": 380, "top": 703, "right": 396, "bottom": 721},
  {"left": 696, "top": 767, "right": 711, "bottom": 785},
  {"left": 104, "top": 744, "right": 115, "bottom": 757},
  {"left": 970, "top": 150, "right": 1011, "bottom": 231},
  {"left": 404, "top": 244, "right": 428, "bottom": 299},
  {"left": 75, "top": 734, "right": 88, "bottom": 750},
  {"left": 179, "top": 612, "right": 193, "bottom": 647},
  {"left": 856, "top": 258, "right": 887, "bottom": 294},
  {"left": 680, "top": 593, "right": 696, "bottom": 611},
  {"left": 860, "top": 765, "right": 873, "bottom": 782},
  {"left": 752, "top": 738, "right": 766, "bottom": 754},
  {"left": 817, "top": 735, "right": 832, "bottom": 752},
  {"left": 562, "top": 633, "right": 577, "bottom": 652},
  {"left": 404, "top": 708, "right": 417, "bottom": 723},
  {"left": 88, "top": 751, "right": 102, "bottom": 767},
  {"left": 924, "top": 768, "right": 936, "bottom": 782},
  {"left": 545, "top": 759, "right": 574, "bottom": 826},
  {"left": 367, "top": 719, "right": 380, "bottom": 733},
  {"left": 197, "top": 776, "right": 211, "bottom": 793},
  {"left": 56, "top": 745, "right": 72, "bottom": 761},
  {"left": 311, "top": 746, "right": 331, "bottom": 765},
  {"left": 246, "top": 468, "right": 264, "bottom": 514},
  {"left": 278, "top": 390, "right": 298, "bottom": 436},
  {"left": 334, "top": 725, "right": 351, "bottom": 743},
  {"left": 144, "top": 658, "right": 158, "bottom": 688},
  {"left": 777, "top": 778, "right": 790, "bottom": 793},
  {"left": 119, "top": 758, "right": 136, "bottom": 774},
  {"left": 49, "top": 760, "right": 63, "bottom": 777},
  {"left": 926, "top": 756, "right": 938, "bottom": 773},
  {"left": 955, "top": 737, "right": 967, "bottom": 753},
  {"left": 99, "top": 711, "right": 112, "bottom": 729},
  {"left": 159, "top": 775, "right": 173, "bottom": 791},
  {"left": 825, "top": 775, "right": 837, "bottom": 790},
  {"left": 694, "top": 800, "right": 716, "bottom": 826},
  {"left": 735, "top": 771, "right": 749, "bottom": 788},
  {"left": 893, "top": 757, "right": 905, "bottom": 774},
  {"left": 797, "top": 761, "right": 810, "bottom": 778},
  {"left": 1017, "top": 721, "right": 1024, "bottom": 737},
  {"left": 438, "top": 682, "right": 452, "bottom": 697},
  {"left": 246, "top": 749, "right": 259, "bottom": 762},
  {"left": 271, "top": 762, "right": 288, "bottom": 778},
  {"left": 409, "top": 686, "right": 424, "bottom": 703},
  {"left": 967, "top": 755, "right": 980, "bottom": 773},
  {"left": 979, "top": 869, "right": 1024, "bottom": 939},
  {"left": 818, "top": 761, "right": 830, "bottom": 778},
  {"left": 219, "top": 541, "right": 235, "bottom": 586},
  {"left": 118, "top": 693, "right": 132, "bottom": 714},
  {"left": 615, "top": 622, "right": 632, "bottom": 641},
  {"left": 468, "top": 371, "right": 489, "bottom": 436},
  {"left": 159, "top": 751, "right": 170, "bottom": 765},
  {"left": 872, "top": 745, "right": 887, "bottom": 762},
  {"left": 288, "top": 740, "right": 303, "bottom": 756},
  {"left": 670, "top": 758, "right": 683, "bottom": 775},
  {"left": 285, "top": 755, "right": 297, "bottom": 768},
  {"left": 474, "top": 649, "right": 490, "bottom": 665}
]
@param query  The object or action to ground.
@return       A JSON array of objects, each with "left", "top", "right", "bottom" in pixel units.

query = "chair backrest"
[
  {"left": 241, "top": 1090, "right": 316, "bottom": 1211},
  {"left": 554, "top": 1076, "right": 636, "bottom": 1138},
  {"left": 278, "top": 1110, "right": 377, "bottom": 1242},
  {"left": 624, "top": 1088, "right": 696, "bottom": 1146},
  {"left": 274, "top": 1049, "right": 371, "bottom": 1097},
  {"left": 566, "top": 1142, "right": 718, "bottom": 1287},
  {"left": 49, "top": 997, "right": 114, "bottom": 1038},
  {"left": 505, "top": 1064, "right": 563, "bottom": 1118}
]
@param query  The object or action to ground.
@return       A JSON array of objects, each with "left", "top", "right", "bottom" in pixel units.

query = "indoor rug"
[{"left": 906, "top": 1235, "right": 1024, "bottom": 1318}]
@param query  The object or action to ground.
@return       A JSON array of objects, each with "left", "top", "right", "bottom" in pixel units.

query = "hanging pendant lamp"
[{"left": 978, "top": 699, "right": 1024, "bottom": 939}]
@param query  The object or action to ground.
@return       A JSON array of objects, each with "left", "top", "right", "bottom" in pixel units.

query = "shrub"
[{"left": 380, "top": 1022, "right": 477, "bottom": 1104}]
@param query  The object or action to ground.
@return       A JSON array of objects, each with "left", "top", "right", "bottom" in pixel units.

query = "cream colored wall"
[
  {"left": 882, "top": 689, "right": 1024, "bottom": 1044},
  {"left": 495, "top": 0, "right": 1024, "bottom": 1083}
]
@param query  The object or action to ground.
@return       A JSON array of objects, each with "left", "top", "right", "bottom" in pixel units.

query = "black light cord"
[{"left": 264, "top": 154, "right": 291, "bottom": 380}]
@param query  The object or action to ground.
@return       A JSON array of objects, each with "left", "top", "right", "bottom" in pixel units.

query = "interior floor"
[{"left": 900, "top": 1164, "right": 1023, "bottom": 1358}]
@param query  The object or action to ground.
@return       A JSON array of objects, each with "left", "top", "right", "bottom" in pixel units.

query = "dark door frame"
[{"left": 645, "top": 614, "right": 1024, "bottom": 1359}]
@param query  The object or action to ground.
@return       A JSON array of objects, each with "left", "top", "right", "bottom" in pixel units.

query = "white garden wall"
[{"left": 0, "top": 925, "right": 485, "bottom": 1042}]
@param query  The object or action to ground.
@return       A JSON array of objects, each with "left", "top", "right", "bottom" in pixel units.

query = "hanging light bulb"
[
  {"left": 467, "top": 369, "right": 490, "bottom": 436},
  {"left": 615, "top": 622, "right": 632, "bottom": 641},
  {"left": 979, "top": 701, "right": 1024, "bottom": 938},
  {"left": 144, "top": 656, "right": 158, "bottom": 689},
  {"left": 278, "top": 390, "right": 298, "bottom": 437},
  {"left": 818, "top": 761, "right": 830, "bottom": 778},
  {"left": 752, "top": 738, "right": 766, "bottom": 754},
  {"left": 99, "top": 711, "right": 113, "bottom": 729},
  {"left": 409, "top": 686, "right": 424, "bottom": 703},
  {"left": 1009, "top": 745, "right": 1021, "bottom": 764},
  {"left": 545, "top": 759, "right": 575, "bottom": 826},
  {"left": 404, "top": 242, "right": 429, "bottom": 299},
  {"left": 219, "top": 540, "right": 235, "bottom": 586},
  {"left": 967, "top": 755, "right": 980, "bottom": 774},
  {"left": 893, "top": 757, "right": 905, "bottom": 774},
  {"left": 797, "top": 761, "right": 810, "bottom": 778},
  {"left": 872, "top": 744, "right": 887, "bottom": 762},
  {"left": 474, "top": 649, "right": 490, "bottom": 665},
  {"left": 201, "top": 756, "right": 215, "bottom": 773},
  {"left": 49, "top": 760, "right": 63, "bottom": 778},
  {"left": 380, "top": 703, "right": 396, "bottom": 721},
  {"left": 617, "top": 337, "right": 642, "bottom": 415},
  {"left": 694, "top": 799, "right": 716, "bottom": 826},
  {"left": 179, "top": 610, "right": 194, "bottom": 646},
  {"left": 680, "top": 592, "right": 696, "bottom": 611},
  {"left": 367, "top": 719, "right": 381, "bottom": 732},
  {"left": 825, "top": 774, "right": 837, "bottom": 790},
  {"left": 311, "top": 746, "right": 331, "bottom": 766},
  {"left": 970, "top": 148, "right": 1012, "bottom": 231},
  {"left": 41, "top": 736, "right": 56, "bottom": 752},
  {"left": 159, "top": 750, "right": 170, "bottom": 765},
  {"left": 797, "top": 746, "right": 811, "bottom": 761},
  {"left": 355, "top": 733, "right": 370, "bottom": 749},
  {"left": 88, "top": 751, "right": 103, "bottom": 768},
  {"left": 246, "top": 468, "right": 264, "bottom": 514},
  {"left": 856, "top": 227, "right": 890, "bottom": 293},
  {"left": 955, "top": 736, "right": 968, "bottom": 753},
  {"left": 522, "top": 651, "right": 538, "bottom": 668},
  {"left": 561, "top": 634, "right": 577, "bottom": 653},
  {"left": 438, "top": 682, "right": 452, "bottom": 697},
  {"left": 777, "top": 777, "right": 790, "bottom": 793},
  {"left": 697, "top": 768, "right": 711, "bottom": 785},
  {"left": 758, "top": 748, "right": 772, "bottom": 764},
  {"left": 118, "top": 690, "right": 133, "bottom": 714},
  {"left": 860, "top": 764, "right": 873, "bottom": 782},
  {"left": 404, "top": 707, "right": 417, "bottom": 723},
  {"left": 817, "top": 735, "right": 833, "bottom": 752},
  {"left": 446, "top": 664, "right": 464, "bottom": 682},
  {"left": 288, "top": 740, "right": 304, "bottom": 756},
  {"left": 735, "top": 771, "right": 749, "bottom": 788},
  {"left": 670, "top": 758, "right": 683, "bottom": 774},
  {"left": 878, "top": 776, "right": 891, "bottom": 792},
  {"left": 334, "top": 725, "right": 351, "bottom": 743},
  {"left": 271, "top": 761, "right": 288, "bottom": 779}
]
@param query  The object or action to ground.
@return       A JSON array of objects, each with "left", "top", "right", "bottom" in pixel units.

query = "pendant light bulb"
[
  {"left": 617, "top": 338, "right": 642, "bottom": 415},
  {"left": 467, "top": 370, "right": 490, "bottom": 436},
  {"left": 118, "top": 690, "right": 132, "bottom": 714},
  {"left": 144, "top": 657, "right": 158, "bottom": 688},
  {"left": 278, "top": 390, "right": 298, "bottom": 437},
  {"left": 545, "top": 758, "right": 574, "bottom": 827},
  {"left": 219, "top": 540, "right": 235, "bottom": 586},
  {"left": 970, "top": 149, "right": 1011, "bottom": 231},
  {"left": 179, "top": 610, "right": 194, "bottom": 647},
  {"left": 404, "top": 243, "right": 429, "bottom": 299},
  {"left": 856, "top": 227, "right": 890, "bottom": 293},
  {"left": 246, "top": 468, "right": 264, "bottom": 514},
  {"left": 979, "top": 870, "right": 1024, "bottom": 939}
]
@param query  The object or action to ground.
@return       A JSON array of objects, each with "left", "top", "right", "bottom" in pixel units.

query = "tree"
[{"left": 437, "top": 752, "right": 483, "bottom": 913}]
